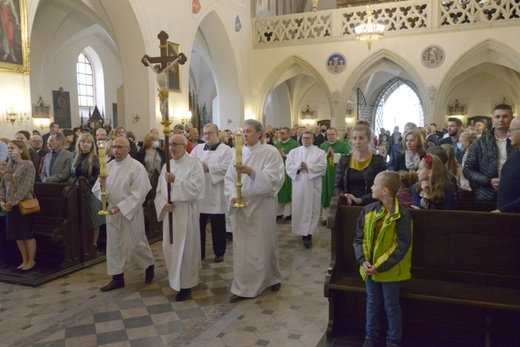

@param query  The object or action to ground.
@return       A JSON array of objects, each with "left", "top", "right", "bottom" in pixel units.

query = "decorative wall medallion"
[
  {"left": 326, "top": 53, "right": 346, "bottom": 74},
  {"left": 421, "top": 45, "right": 445, "bottom": 69},
  {"left": 192, "top": 0, "right": 201, "bottom": 14},
  {"left": 235, "top": 15, "right": 242, "bottom": 32}
]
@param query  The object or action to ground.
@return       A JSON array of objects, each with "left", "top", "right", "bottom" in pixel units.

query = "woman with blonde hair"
[
  {"left": 71, "top": 133, "right": 104, "bottom": 247},
  {"left": 412, "top": 154, "right": 456, "bottom": 210},
  {"left": 135, "top": 132, "right": 166, "bottom": 179},
  {"left": 333, "top": 123, "right": 386, "bottom": 206},
  {"left": 0, "top": 140, "right": 37, "bottom": 271},
  {"left": 394, "top": 129, "right": 426, "bottom": 172}
]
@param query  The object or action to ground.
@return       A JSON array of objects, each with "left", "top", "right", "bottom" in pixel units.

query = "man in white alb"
[
  {"left": 191, "top": 124, "right": 233, "bottom": 263},
  {"left": 155, "top": 135, "right": 204, "bottom": 301},
  {"left": 286, "top": 131, "right": 327, "bottom": 248},
  {"left": 92, "top": 137, "right": 155, "bottom": 291},
  {"left": 225, "top": 119, "right": 285, "bottom": 303}
]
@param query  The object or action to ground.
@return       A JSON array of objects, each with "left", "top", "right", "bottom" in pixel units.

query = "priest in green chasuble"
[
  {"left": 274, "top": 127, "right": 300, "bottom": 220},
  {"left": 320, "top": 127, "right": 350, "bottom": 224}
]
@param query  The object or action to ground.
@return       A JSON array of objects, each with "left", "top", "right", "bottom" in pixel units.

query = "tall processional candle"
[
  {"left": 97, "top": 140, "right": 110, "bottom": 215},
  {"left": 233, "top": 128, "right": 246, "bottom": 208}
]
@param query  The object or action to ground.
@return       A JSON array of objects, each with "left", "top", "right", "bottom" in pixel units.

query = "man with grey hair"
[
  {"left": 225, "top": 119, "right": 285, "bottom": 302},
  {"left": 191, "top": 123, "right": 234, "bottom": 263},
  {"left": 92, "top": 137, "right": 155, "bottom": 291},
  {"left": 155, "top": 134, "right": 204, "bottom": 301},
  {"left": 40, "top": 132, "right": 74, "bottom": 183}
]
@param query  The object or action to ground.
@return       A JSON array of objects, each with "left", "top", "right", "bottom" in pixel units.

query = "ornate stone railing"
[{"left": 253, "top": 0, "right": 520, "bottom": 46}]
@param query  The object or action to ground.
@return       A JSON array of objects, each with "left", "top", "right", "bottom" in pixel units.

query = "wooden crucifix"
[{"left": 142, "top": 31, "right": 187, "bottom": 244}]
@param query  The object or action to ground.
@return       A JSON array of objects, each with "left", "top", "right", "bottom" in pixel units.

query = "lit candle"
[
  {"left": 97, "top": 140, "right": 107, "bottom": 176},
  {"left": 235, "top": 132, "right": 242, "bottom": 164}
]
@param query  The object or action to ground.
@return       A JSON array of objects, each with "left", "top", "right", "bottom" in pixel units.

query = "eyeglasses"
[
  {"left": 507, "top": 128, "right": 520, "bottom": 133},
  {"left": 203, "top": 131, "right": 216, "bottom": 136},
  {"left": 302, "top": 137, "right": 313, "bottom": 140},
  {"left": 169, "top": 142, "right": 186, "bottom": 147},
  {"left": 110, "top": 145, "right": 128, "bottom": 150}
]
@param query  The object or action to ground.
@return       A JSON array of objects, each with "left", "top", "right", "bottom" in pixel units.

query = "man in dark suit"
[
  {"left": 40, "top": 132, "right": 74, "bottom": 183},
  {"left": 30, "top": 134, "right": 48, "bottom": 180},
  {"left": 42, "top": 122, "right": 59, "bottom": 149}
]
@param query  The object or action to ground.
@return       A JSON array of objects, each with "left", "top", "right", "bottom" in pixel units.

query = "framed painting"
[
  {"left": 167, "top": 41, "right": 181, "bottom": 93},
  {"left": 0, "top": 0, "right": 30, "bottom": 73}
]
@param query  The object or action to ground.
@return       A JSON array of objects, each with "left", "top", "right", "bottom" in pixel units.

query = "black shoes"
[
  {"left": 282, "top": 215, "right": 292, "bottom": 221},
  {"left": 229, "top": 294, "right": 246, "bottom": 303},
  {"left": 145, "top": 265, "right": 155, "bottom": 284},
  {"left": 303, "top": 240, "right": 311, "bottom": 248},
  {"left": 100, "top": 279, "right": 125, "bottom": 292},
  {"left": 214, "top": 256, "right": 224, "bottom": 263},
  {"left": 271, "top": 283, "right": 281, "bottom": 292},
  {"left": 362, "top": 336, "right": 378, "bottom": 347},
  {"left": 322, "top": 220, "right": 327, "bottom": 226},
  {"left": 175, "top": 288, "right": 191, "bottom": 301}
]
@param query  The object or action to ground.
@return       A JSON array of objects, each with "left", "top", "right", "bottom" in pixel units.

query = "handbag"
[
  {"left": 8, "top": 170, "right": 40, "bottom": 215},
  {"left": 19, "top": 198, "right": 41, "bottom": 215}
]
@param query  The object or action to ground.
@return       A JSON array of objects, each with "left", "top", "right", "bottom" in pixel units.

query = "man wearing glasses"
[
  {"left": 155, "top": 135, "right": 205, "bottom": 301},
  {"left": 285, "top": 131, "right": 327, "bottom": 248},
  {"left": 92, "top": 137, "right": 155, "bottom": 291},
  {"left": 494, "top": 116, "right": 520, "bottom": 213},
  {"left": 191, "top": 124, "right": 233, "bottom": 263},
  {"left": 463, "top": 104, "right": 513, "bottom": 203}
]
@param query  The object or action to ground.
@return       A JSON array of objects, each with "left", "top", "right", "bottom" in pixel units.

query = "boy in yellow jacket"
[{"left": 353, "top": 171, "right": 413, "bottom": 347}]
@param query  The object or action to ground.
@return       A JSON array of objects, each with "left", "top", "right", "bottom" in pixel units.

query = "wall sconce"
[
  {"left": 132, "top": 114, "right": 140, "bottom": 124},
  {"left": 301, "top": 105, "right": 316, "bottom": 126},
  {"left": 180, "top": 111, "right": 192, "bottom": 125},
  {"left": 345, "top": 106, "right": 355, "bottom": 124},
  {"left": 5, "top": 106, "right": 30, "bottom": 125}
]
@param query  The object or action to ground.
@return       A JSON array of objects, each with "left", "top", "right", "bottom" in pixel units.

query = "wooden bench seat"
[{"left": 324, "top": 197, "right": 520, "bottom": 346}]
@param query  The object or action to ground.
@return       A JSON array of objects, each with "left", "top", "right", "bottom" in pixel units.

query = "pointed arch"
[
  {"left": 435, "top": 39, "right": 520, "bottom": 115},
  {"left": 256, "top": 55, "right": 333, "bottom": 125},
  {"left": 342, "top": 49, "right": 430, "bottom": 123}
]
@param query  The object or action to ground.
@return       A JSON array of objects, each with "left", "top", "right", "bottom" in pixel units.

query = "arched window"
[
  {"left": 77, "top": 52, "right": 95, "bottom": 118},
  {"left": 374, "top": 77, "right": 424, "bottom": 133}
]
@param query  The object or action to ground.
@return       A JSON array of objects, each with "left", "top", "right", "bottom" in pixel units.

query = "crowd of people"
[{"left": 0, "top": 104, "right": 519, "bottom": 345}]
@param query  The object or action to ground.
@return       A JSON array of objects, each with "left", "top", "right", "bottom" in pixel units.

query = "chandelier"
[{"left": 354, "top": 5, "right": 385, "bottom": 50}]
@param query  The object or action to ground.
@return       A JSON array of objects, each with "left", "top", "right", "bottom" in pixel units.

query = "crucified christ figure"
[{"left": 142, "top": 55, "right": 181, "bottom": 119}]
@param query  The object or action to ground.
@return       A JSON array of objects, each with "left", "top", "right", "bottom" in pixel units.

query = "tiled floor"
[{"left": 0, "top": 220, "right": 331, "bottom": 347}]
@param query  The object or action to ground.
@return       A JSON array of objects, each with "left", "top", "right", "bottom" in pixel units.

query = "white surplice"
[
  {"left": 190, "top": 142, "right": 234, "bottom": 214},
  {"left": 285, "top": 145, "right": 327, "bottom": 236},
  {"left": 224, "top": 142, "right": 285, "bottom": 298},
  {"left": 154, "top": 154, "right": 204, "bottom": 291},
  {"left": 92, "top": 156, "right": 154, "bottom": 275}
]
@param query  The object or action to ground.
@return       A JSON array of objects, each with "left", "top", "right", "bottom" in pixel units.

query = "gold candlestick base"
[
  {"left": 98, "top": 210, "right": 110, "bottom": 216},
  {"left": 233, "top": 177, "right": 246, "bottom": 208}
]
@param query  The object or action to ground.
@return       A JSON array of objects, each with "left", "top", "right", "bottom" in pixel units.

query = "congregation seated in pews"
[{"left": 324, "top": 196, "right": 520, "bottom": 346}]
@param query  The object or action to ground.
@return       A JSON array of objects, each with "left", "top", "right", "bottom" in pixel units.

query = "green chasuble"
[
  {"left": 320, "top": 140, "right": 350, "bottom": 207},
  {"left": 275, "top": 138, "right": 300, "bottom": 204}
]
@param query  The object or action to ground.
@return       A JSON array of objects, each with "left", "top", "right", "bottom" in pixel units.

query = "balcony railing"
[{"left": 253, "top": 0, "right": 520, "bottom": 46}]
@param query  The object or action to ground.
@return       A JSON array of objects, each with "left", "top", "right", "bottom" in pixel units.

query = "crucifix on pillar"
[{"left": 142, "top": 30, "right": 187, "bottom": 244}]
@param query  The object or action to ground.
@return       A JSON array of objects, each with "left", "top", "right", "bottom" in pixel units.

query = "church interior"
[{"left": 1, "top": 0, "right": 520, "bottom": 346}]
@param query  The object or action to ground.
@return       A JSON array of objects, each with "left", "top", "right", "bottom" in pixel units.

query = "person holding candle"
[
  {"left": 71, "top": 133, "right": 104, "bottom": 248},
  {"left": 224, "top": 119, "right": 285, "bottom": 303},
  {"left": 92, "top": 137, "right": 155, "bottom": 291}
]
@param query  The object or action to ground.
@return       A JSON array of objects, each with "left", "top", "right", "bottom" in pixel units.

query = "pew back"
[{"left": 325, "top": 197, "right": 520, "bottom": 346}]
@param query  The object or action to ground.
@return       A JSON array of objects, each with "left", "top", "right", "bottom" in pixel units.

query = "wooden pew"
[{"left": 324, "top": 197, "right": 520, "bottom": 346}]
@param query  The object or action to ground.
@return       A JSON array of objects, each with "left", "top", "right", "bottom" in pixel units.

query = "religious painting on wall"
[
  {"left": 0, "top": 0, "right": 30, "bottom": 73},
  {"left": 167, "top": 41, "right": 181, "bottom": 93},
  {"left": 33, "top": 96, "right": 51, "bottom": 118}
]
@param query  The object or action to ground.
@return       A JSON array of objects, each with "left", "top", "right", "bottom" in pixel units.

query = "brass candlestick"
[
  {"left": 234, "top": 128, "right": 246, "bottom": 208},
  {"left": 97, "top": 140, "right": 110, "bottom": 215}
]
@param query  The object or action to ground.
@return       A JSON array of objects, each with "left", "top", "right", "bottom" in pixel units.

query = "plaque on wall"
[
  {"left": 326, "top": 53, "right": 347, "bottom": 74},
  {"left": 52, "top": 87, "right": 71, "bottom": 128},
  {"left": 421, "top": 45, "right": 445, "bottom": 69}
]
